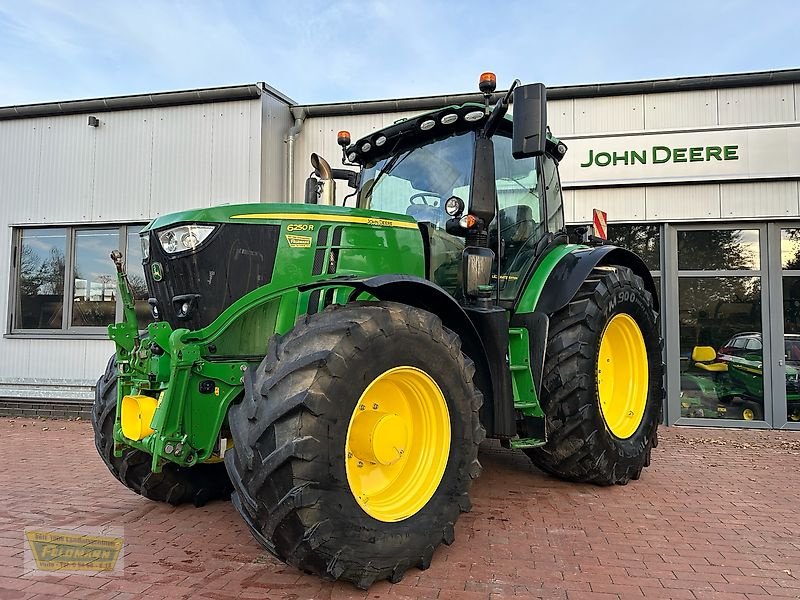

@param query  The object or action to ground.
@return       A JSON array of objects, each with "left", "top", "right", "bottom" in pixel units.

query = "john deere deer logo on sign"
[{"left": 151, "top": 262, "right": 164, "bottom": 281}]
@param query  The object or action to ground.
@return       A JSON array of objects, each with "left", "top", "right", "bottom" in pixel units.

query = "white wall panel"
[
  {"left": 260, "top": 94, "right": 291, "bottom": 203},
  {"left": 150, "top": 106, "right": 213, "bottom": 213},
  {"left": 646, "top": 184, "right": 721, "bottom": 221},
  {"left": 92, "top": 110, "right": 154, "bottom": 221},
  {"left": 0, "top": 337, "right": 31, "bottom": 379},
  {"left": 82, "top": 339, "right": 115, "bottom": 379},
  {"left": 210, "top": 101, "right": 255, "bottom": 205},
  {"left": 720, "top": 181, "right": 799, "bottom": 218},
  {"left": 561, "top": 189, "right": 575, "bottom": 223},
  {"left": 573, "top": 186, "right": 646, "bottom": 222},
  {"left": 36, "top": 116, "right": 97, "bottom": 223},
  {"left": 644, "top": 90, "right": 718, "bottom": 130},
  {"left": 0, "top": 119, "right": 42, "bottom": 223},
  {"left": 718, "top": 85, "right": 794, "bottom": 125},
  {"left": 29, "top": 340, "right": 87, "bottom": 379},
  {"left": 573, "top": 94, "right": 645, "bottom": 134},
  {"left": 548, "top": 99, "right": 574, "bottom": 135},
  {"left": 795, "top": 83, "right": 800, "bottom": 121}
]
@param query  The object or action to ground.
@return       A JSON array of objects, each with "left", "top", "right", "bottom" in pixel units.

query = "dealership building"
[{"left": 1, "top": 69, "right": 799, "bottom": 430}]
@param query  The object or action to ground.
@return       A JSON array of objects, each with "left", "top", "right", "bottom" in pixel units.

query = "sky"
[{"left": 0, "top": 0, "right": 798, "bottom": 107}]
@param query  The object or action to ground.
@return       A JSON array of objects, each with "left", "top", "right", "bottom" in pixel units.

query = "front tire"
[
  {"left": 225, "top": 302, "right": 483, "bottom": 588},
  {"left": 527, "top": 265, "right": 663, "bottom": 485},
  {"left": 92, "top": 356, "right": 232, "bottom": 506}
]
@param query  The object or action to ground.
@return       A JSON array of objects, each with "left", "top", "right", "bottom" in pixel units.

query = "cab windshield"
[
  {"left": 357, "top": 133, "right": 475, "bottom": 230},
  {"left": 356, "top": 129, "right": 551, "bottom": 300}
]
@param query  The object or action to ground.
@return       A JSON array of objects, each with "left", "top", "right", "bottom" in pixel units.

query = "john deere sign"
[
  {"left": 559, "top": 125, "right": 800, "bottom": 187},
  {"left": 580, "top": 145, "right": 739, "bottom": 167}
]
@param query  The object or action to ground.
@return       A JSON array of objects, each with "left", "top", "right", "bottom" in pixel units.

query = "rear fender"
[{"left": 534, "top": 245, "right": 659, "bottom": 315}]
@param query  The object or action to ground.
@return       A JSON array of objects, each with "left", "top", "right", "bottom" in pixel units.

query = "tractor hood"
[{"left": 139, "top": 203, "right": 425, "bottom": 329}]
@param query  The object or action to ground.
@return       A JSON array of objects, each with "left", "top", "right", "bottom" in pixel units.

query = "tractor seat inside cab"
[{"left": 691, "top": 346, "right": 728, "bottom": 372}]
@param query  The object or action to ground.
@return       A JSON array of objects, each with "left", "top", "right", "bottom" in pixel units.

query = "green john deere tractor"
[{"left": 93, "top": 75, "right": 663, "bottom": 588}]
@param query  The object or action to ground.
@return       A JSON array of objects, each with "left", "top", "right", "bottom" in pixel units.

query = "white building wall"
[
  {"left": 0, "top": 95, "right": 289, "bottom": 399},
  {"left": 260, "top": 93, "right": 294, "bottom": 203}
]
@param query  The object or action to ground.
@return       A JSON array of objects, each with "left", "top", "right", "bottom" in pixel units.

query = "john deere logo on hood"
[{"left": 151, "top": 262, "right": 163, "bottom": 281}]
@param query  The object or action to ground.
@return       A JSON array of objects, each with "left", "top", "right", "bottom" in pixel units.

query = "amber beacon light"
[{"left": 479, "top": 72, "right": 497, "bottom": 94}]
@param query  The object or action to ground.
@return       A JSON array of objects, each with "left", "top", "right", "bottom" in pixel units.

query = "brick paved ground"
[{"left": 0, "top": 418, "right": 798, "bottom": 600}]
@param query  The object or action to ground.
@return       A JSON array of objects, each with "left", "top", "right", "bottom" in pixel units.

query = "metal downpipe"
[{"left": 285, "top": 108, "right": 306, "bottom": 203}]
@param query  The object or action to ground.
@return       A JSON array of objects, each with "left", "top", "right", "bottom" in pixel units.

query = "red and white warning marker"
[{"left": 593, "top": 208, "right": 608, "bottom": 240}]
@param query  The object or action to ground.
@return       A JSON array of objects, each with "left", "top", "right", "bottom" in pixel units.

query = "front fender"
[{"left": 306, "top": 274, "right": 507, "bottom": 438}]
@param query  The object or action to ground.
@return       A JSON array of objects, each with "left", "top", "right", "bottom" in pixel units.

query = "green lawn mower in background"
[
  {"left": 92, "top": 74, "right": 663, "bottom": 588},
  {"left": 681, "top": 342, "right": 800, "bottom": 421}
]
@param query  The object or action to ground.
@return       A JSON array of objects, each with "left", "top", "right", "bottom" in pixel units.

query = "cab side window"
[{"left": 542, "top": 156, "right": 565, "bottom": 233}]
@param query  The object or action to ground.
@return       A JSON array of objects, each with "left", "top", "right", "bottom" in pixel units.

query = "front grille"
[{"left": 144, "top": 223, "right": 280, "bottom": 330}]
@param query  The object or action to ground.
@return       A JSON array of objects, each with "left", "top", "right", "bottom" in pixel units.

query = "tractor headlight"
[
  {"left": 158, "top": 224, "right": 216, "bottom": 254},
  {"left": 139, "top": 231, "right": 150, "bottom": 261}
]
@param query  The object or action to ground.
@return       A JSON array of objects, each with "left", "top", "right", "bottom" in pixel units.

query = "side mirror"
[{"left": 511, "top": 83, "right": 547, "bottom": 159}]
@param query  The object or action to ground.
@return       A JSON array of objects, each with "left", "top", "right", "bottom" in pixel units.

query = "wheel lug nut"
[
  {"left": 359, "top": 404, "right": 365, "bottom": 411},
  {"left": 372, "top": 403, "right": 379, "bottom": 410},
  {"left": 357, "top": 461, "right": 363, "bottom": 468},
  {"left": 347, "top": 452, "right": 352, "bottom": 458}
]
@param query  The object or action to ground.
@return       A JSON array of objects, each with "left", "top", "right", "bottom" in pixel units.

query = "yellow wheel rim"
[
  {"left": 596, "top": 313, "right": 649, "bottom": 439},
  {"left": 742, "top": 408, "right": 755, "bottom": 420},
  {"left": 345, "top": 366, "right": 450, "bottom": 522}
]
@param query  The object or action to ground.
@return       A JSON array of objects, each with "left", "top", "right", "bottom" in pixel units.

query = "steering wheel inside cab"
[{"left": 406, "top": 192, "right": 445, "bottom": 227}]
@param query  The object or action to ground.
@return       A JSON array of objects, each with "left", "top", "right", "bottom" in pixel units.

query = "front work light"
[
  {"left": 445, "top": 195, "right": 465, "bottom": 217},
  {"left": 158, "top": 224, "right": 216, "bottom": 254}
]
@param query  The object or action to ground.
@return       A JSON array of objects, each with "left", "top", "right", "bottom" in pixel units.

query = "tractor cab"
[{"left": 306, "top": 74, "right": 569, "bottom": 304}]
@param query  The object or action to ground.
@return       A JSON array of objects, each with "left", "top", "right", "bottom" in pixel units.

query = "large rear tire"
[
  {"left": 526, "top": 265, "right": 662, "bottom": 485},
  {"left": 225, "top": 302, "right": 483, "bottom": 588},
  {"left": 92, "top": 356, "right": 232, "bottom": 506}
]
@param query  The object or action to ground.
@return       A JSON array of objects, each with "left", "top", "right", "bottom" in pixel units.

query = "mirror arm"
[
  {"left": 330, "top": 168, "right": 358, "bottom": 189},
  {"left": 482, "top": 79, "right": 521, "bottom": 139}
]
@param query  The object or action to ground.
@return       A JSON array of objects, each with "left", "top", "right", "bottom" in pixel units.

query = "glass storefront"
[{"left": 779, "top": 229, "right": 800, "bottom": 423}]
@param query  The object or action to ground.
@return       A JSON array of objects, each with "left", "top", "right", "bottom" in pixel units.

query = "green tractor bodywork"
[
  {"left": 110, "top": 201, "right": 586, "bottom": 470},
  {"left": 99, "top": 77, "right": 662, "bottom": 587}
]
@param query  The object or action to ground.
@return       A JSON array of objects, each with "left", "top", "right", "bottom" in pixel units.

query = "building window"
[{"left": 10, "top": 225, "right": 151, "bottom": 334}]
